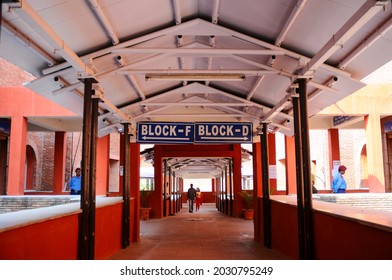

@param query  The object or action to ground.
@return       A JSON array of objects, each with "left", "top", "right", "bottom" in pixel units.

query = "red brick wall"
[
  {"left": 0, "top": 57, "right": 35, "bottom": 86},
  {"left": 25, "top": 131, "right": 83, "bottom": 191}
]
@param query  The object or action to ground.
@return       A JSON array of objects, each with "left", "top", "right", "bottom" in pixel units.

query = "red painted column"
[
  {"left": 285, "top": 136, "right": 297, "bottom": 194},
  {"left": 118, "top": 134, "right": 124, "bottom": 197},
  {"left": 25, "top": 146, "right": 34, "bottom": 190},
  {"left": 53, "top": 132, "right": 67, "bottom": 194},
  {"left": 96, "top": 135, "right": 110, "bottom": 196},
  {"left": 252, "top": 142, "right": 262, "bottom": 198},
  {"left": 252, "top": 141, "right": 262, "bottom": 241},
  {"left": 130, "top": 143, "right": 140, "bottom": 242},
  {"left": 268, "top": 133, "right": 277, "bottom": 193},
  {"left": 233, "top": 144, "right": 243, "bottom": 218},
  {"left": 179, "top": 177, "right": 184, "bottom": 206},
  {"left": 328, "top": 128, "right": 340, "bottom": 182},
  {"left": 153, "top": 145, "right": 164, "bottom": 219},
  {"left": 0, "top": 139, "right": 8, "bottom": 194},
  {"left": 7, "top": 116, "right": 27, "bottom": 195}
]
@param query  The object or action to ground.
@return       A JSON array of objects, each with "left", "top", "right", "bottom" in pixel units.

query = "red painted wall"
[
  {"left": 154, "top": 144, "right": 243, "bottom": 218},
  {"left": 0, "top": 214, "right": 79, "bottom": 260},
  {"left": 0, "top": 202, "right": 123, "bottom": 260},
  {"left": 259, "top": 199, "right": 392, "bottom": 260},
  {"left": 313, "top": 211, "right": 392, "bottom": 259},
  {"left": 96, "top": 135, "right": 110, "bottom": 196},
  {"left": 0, "top": 87, "right": 77, "bottom": 195},
  {"left": 270, "top": 200, "right": 299, "bottom": 259},
  {"left": 94, "top": 203, "right": 122, "bottom": 260},
  {"left": 0, "top": 88, "right": 77, "bottom": 117}
]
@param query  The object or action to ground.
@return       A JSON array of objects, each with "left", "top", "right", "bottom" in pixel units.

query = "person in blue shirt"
[
  {"left": 69, "top": 167, "right": 82, "bottom": 195},
  {"left": 331, "top": 165, "right": 347, "bottom": 193}
]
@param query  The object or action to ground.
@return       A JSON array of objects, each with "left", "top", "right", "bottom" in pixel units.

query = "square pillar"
[
  {"left": 153, "top": 145, "right": 164, "bottom": 219},
  {"left": 53, "top": 132, "right": 67, "bottom": 194},
  {"left": 252, "top": 141, "right": 262, "bottom": 241},
  {"left": 364, "top": 114, "right": 385, "bottom": 192},
  {"left": 268, "top": 133, "right": 277, "bottom": 193},
  {"left": 328, "top": 128, "right": 340, "bottom": 183},
  {"left": 96, "top": 135, "right": 110, "bottom": 196},
  {"left": 130, "top": 143, "right": 140, "bottom": 242},
  {"left": 7, "top": 116, "right": 27, "bottom": 195},
  {"left": 232, "top": 144, "right": 242, "bottom": 218},
  {"left": 285, "top": 135, "right": 297, "bottom": 194}
]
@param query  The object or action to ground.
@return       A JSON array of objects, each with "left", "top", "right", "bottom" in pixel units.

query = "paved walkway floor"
[{"left": 108, "top": 203, "right": 290, "bottom": 260}]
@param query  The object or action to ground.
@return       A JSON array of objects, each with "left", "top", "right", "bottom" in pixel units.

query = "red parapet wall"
[
  {"left": 258, "top": 198, "right": 392, "bottom": 260},
  {"left": 0, "top": 201, "right": 123, "bottom": 260},
  {"left": 0, "top": 214, "right": 79, "bottom": 260},
  {"left": 94, "top": 202, "right": 123, "bottom": 260},
  {"left": 313, "top": 210, "right": 392, "bottom": 259}
]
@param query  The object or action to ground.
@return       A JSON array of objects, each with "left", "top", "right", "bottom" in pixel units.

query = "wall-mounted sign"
[
  {"left": 137, "top": 122, "right": 252, "bottom": 144},
  {"left": 0, "top": 118, "right": 10, "bottom": 135},
  {"left": 384, "top": 121, "right": 392, "bottom": 133},
  {"left": 194, "top": 122, "right": 252, "bottom": 143},
  {"left": 333, "top": 116, "right": 353, "bottom": 127},
  {"left": 137, "top": 122, "right": 194, "bottom": 143}
]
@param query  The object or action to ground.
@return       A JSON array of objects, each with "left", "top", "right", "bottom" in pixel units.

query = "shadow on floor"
[{"left": 108, "top": 203, "right": 290, "bottom": 260}]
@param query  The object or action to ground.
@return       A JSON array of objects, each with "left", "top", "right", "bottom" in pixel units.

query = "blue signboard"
[
  {"left": 0, "top": 119, "right": 10, "bottom": 135},
  {"left": 384, "top": 121, "right": 392, "bottom": 133},
  {"left": 137, "top": 122, "right": 194, "bottom": 143},
  {"left": 137, "top": 122, "right": 253, "bottom": 144},
  {"left": 195, "top": 122, "right": 252, "bottom": 143},
  {"left": 333, "top": 116, "right": 353, "bottom": 127}
]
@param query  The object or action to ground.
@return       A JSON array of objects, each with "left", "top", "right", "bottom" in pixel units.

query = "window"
[
  {"left": 242, "top": 176, "right": 253, "bottom": 190},
  {"left": 140, "top": 177, "right": 154, "bottom": 191}
]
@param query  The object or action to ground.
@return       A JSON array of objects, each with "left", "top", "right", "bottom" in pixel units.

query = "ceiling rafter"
[
  {"left": 41, "top": 18, "right": 352, "bottom": 79},
  {"left": 87, "top": 0, "right": 119, "bottom": 45},
  {"left": 298, "top": 0, "right": 389, "bottom": 76},
  {"left": 9, "top": 1, "right": 96, "bottom": 77},
  {"left": 1, "top": 19, "right": 57, "bottom": 66},
  {"left": 6, "top": 1, "right": 389, "bottom": 139},
  {"left": 8, "top": 0, "right": 133, "bottom": 127},
  {"left": 248, "top": 0, "right": 310, "bottom": 101},
  {"left": 262, "top": 0, "right": 388, "bottom": 123}
]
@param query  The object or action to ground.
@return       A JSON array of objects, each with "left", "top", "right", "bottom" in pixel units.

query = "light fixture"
[
  {"left": 145, "top": 73, "right": 246, "bottom": 81},
  {"left": 115, "top": 55, "right": 125, "bottom": 66}
]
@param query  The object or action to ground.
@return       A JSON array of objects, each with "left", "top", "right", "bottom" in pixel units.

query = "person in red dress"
[{"left": 195, "top": 187, "right": 203, "bottom": 212}]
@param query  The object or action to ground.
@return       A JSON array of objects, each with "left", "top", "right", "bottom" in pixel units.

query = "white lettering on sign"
[
  {"left": 185, "top": 125, "right": 192, "bottom": 136},
  {"left": 140, "top": 124, "right": 179, "bottom": 136},
  {"left": 138, "top": 122, "right": 251, "bottom": 143},
  {"left": 242, "top": 125, "right": 249, "bottom": 136},
  {"left": 198, "top": 125, "right": 234, "bottom": 136}
]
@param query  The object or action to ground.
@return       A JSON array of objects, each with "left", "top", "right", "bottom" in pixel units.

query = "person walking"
[
  {"left": 331, "top": 165, "right": 347, "bottom": 193},
  {"left": 195, "top": 187, "right": 203, "bottom": 212},
  {"left": 187, "top": 183, "right": 196, "bottom": 213},
  {"left": 69, "top": 167, "right": 82, "bottom": 195}
]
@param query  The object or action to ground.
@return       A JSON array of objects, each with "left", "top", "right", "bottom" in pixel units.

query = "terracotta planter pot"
[
  {"left": 140, "top": 208, "right": 151, "bottom": 221},
  {"left": 243, "top": 209, "right": 254, "bottom": 220}
]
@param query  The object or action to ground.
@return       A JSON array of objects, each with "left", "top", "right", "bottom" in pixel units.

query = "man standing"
[
  {"left": 69, "top": 167, "right": 82, "bottom": 195},
  {"left": 187, "top": 183, "right": 196, "bottom": 213},
  {"left": 332, "top": 165, "right": 347, "bottom": 193}
]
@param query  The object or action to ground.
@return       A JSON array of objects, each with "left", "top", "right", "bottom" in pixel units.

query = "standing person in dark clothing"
[{"left": 187, "top": 183, "right": 196, "bottom": 213}]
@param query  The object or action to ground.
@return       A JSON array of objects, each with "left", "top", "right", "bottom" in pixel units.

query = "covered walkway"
[{"left": 108, "top": 203, "right": 289, "bottom": 260}]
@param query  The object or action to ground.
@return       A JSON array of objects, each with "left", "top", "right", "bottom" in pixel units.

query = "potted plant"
[
  {"left": 140, "top": 190, "right": 152, "bottom": 221},
  {"left": 239, "top": 190, "right": 254, "bottom": 220}
]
